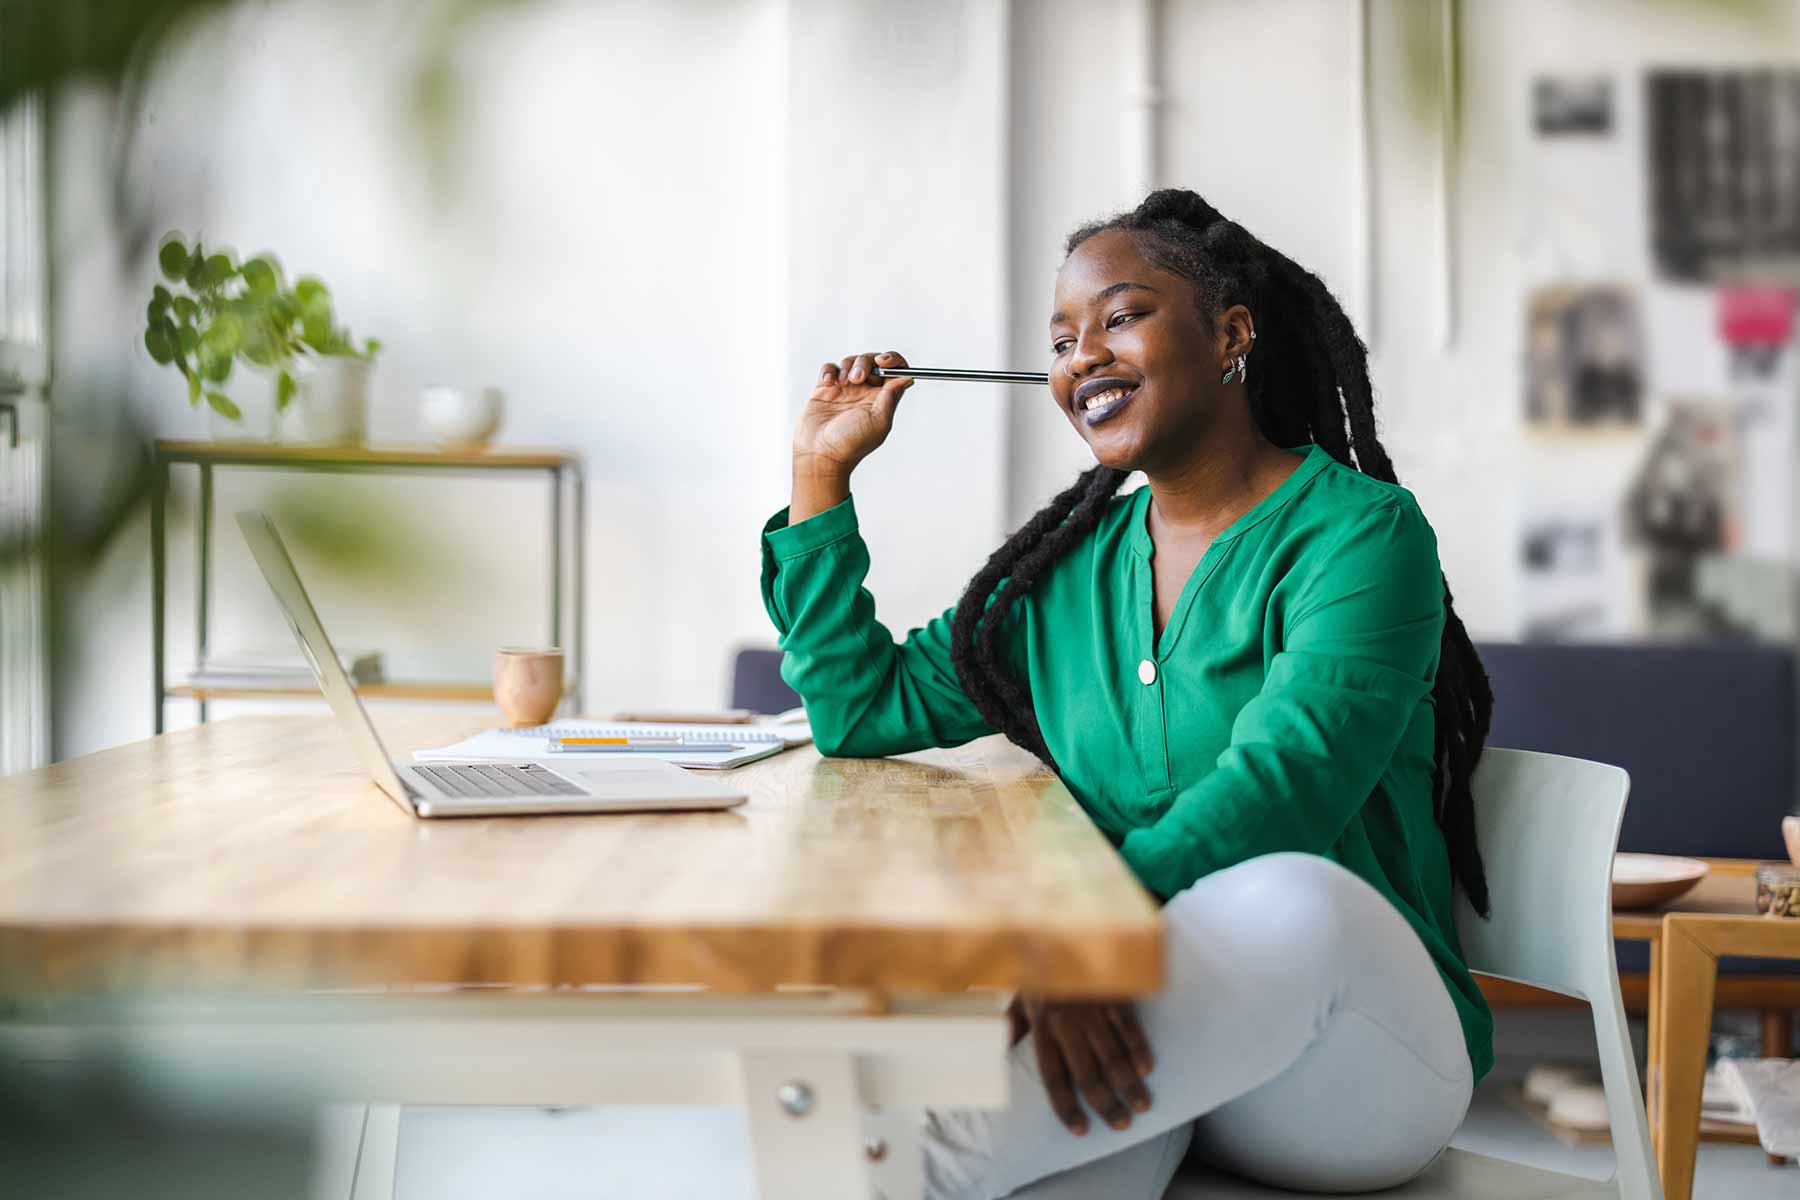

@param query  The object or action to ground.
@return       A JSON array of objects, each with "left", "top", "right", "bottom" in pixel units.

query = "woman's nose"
[{"left": 1068, "top": 331, "right": 1114, "bottom": 377}]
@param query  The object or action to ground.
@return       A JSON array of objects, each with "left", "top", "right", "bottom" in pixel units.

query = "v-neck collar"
[
  {"left": 1131, "top": 444, "right": 1329, "bottom": 658},
  {"left": 1127, "top": 444, "right": 1328, "bottom": 560}
]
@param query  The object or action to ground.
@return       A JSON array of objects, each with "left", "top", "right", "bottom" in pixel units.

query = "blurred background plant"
[
  {"left": 144, "top": 233, "right": 383, "bottom": 422},
  {"left": 143, "top": 235, "right": 380, "bottom": 424}
]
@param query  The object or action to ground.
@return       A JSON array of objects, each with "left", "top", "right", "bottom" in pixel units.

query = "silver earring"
[{"left": 1222, "top": 353, "right": 1248, "bottom": 385}]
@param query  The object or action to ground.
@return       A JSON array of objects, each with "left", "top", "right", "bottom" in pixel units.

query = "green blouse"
[{"left": 759, "top": 444, "right": 1493, "bottom": 1081}]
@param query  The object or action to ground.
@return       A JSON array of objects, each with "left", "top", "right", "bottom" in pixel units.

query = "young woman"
[{"left": 760, "top": 188, "right": 1495, "bottom": 1199}]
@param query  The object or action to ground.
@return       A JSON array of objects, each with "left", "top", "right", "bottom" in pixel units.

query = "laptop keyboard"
[{"left": 413, "top": 762, "right": 585, "bottom": 799}]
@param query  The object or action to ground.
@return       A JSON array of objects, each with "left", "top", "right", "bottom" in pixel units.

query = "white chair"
[{"left": 1167, "top": 748, "right": 1662, "bottom": 1200}]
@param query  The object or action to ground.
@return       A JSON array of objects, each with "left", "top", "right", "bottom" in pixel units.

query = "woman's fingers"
[
  {"left": 1085, "top": 1014, "right": 1152, "bottom": 1116},
  {"left": 873, "top": 350, "right": 911, "bottom": 396},
  {"left": 825, "top": 352, "right": 911, "bottom": 387},
  {"left": 1054, "top": 1016, "right": 1132, "bottom": 1132},
  {"left": 1030, "top": 1026, "right": 1089, "bottom": 1135},
  {"left": 1109, "top": 1003, "right": 1155, "bottom": 1078},
  {"left": 872, "top": 383, "right": 907, "bottom": 428}
]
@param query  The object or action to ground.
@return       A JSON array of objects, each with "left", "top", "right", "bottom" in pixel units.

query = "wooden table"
[
  {"left": 1612, "top": 860, "right": 1791, "bottom": 1126},
  {"left": 1654, "top": 900, "right": 1800, "bottom": 1200},
  {"left": 0, "top": 714, "right": 1163, "bottom": 1198},
  {"left": 1614, "top": 862, "right": 1797, "bottom": 1172}
]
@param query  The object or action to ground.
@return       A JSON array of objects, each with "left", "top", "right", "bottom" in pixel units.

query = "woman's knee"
[{"left": 1164, "top": 853, "right": 1375, "bottom": 967}]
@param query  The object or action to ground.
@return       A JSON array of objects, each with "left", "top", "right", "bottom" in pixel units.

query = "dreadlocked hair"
[{"left": 948, "top": 187, "right": 1495, "bottom": 916}]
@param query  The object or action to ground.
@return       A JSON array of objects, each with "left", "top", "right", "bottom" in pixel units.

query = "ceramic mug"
[{"left": 494, "top": 646, "right": 563, "bottom": 726}]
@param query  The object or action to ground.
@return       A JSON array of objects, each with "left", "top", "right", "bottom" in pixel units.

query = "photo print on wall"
[
  {"left": 1525, "top": 285, "right": 1645, "bottom": 432},
  {"left": 1649, "top": 69, "right": 1800, "bottom": 283},
  {"left": 1534, "top": 74, "right": 1613, "bottom": 136}
]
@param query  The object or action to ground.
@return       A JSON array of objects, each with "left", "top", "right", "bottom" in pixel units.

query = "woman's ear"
[{"left": 1219, "top": 304, "right": 1256, "bottom": 360}]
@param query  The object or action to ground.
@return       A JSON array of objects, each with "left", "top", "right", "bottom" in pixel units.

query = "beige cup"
[{"left": 494, "top": 646, "right": 564, "bottom": 726}]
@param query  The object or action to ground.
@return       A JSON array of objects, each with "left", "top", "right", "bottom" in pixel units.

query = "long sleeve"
[
  {"left": 1118, "top": 500, "right": 1445, "bottom": 899},
  {"left": 760, "top": 496, "right": 998, "bottom": 757}
]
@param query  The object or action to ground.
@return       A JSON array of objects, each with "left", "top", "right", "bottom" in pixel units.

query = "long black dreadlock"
[{"left": 948, "top": 188, "right": 1495, "bottom": 916}]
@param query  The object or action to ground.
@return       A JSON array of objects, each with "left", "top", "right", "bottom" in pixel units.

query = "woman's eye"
[
  {"left": 1108, "top": 311, "right": 1140, "bottom": 328},
  {"left": 1051, "top": 341, "right": 1072, "bottom": 354}
]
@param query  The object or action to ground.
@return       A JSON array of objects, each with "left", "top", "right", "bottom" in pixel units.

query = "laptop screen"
[{"left": 235, "top": 511, "right": 416, "bottom": 816}]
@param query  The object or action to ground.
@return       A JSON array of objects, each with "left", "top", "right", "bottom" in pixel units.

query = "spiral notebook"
[{"left": 414, "top": 719, "right": 811, "bottom": 770}]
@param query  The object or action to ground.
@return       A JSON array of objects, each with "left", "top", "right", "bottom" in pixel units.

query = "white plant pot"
[{"left": 296, "top": 357, "right": 372, "bottom": 444}]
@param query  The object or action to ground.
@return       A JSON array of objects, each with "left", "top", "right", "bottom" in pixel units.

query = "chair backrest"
[
  {"left": 1456, "top": 748, "right": 1661, "bottom": 1200},
  {"left": 730, "top": 647, "right": 800, "bottom": 715}
]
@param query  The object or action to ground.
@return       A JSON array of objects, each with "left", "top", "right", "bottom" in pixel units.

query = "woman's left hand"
[{"left": 1020, "top": 996, "right": 1154, "bottom": 1135}]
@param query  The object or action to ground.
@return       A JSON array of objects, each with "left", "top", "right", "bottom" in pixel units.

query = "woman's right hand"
[{"left": 792, "top": 350, "right": 915, "bottom": 480}]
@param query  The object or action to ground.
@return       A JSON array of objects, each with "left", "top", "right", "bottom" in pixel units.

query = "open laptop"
[{"left": 236, "top": 511, "right": 748, "bottom": 818}]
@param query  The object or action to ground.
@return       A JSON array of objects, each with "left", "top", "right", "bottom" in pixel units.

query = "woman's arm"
[
  {"left": 764, "top": 351, "right": 1000, "bottom": 758},
  {"left": 1119, "top": 500, "right": 1445, "bottom": 898}
]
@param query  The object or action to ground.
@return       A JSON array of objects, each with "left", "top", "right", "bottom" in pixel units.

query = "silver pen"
[{"left": 872, "top": 366, "right": 1050, "bottom": 385}]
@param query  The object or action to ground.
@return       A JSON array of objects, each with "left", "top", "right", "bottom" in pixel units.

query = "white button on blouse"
[{"left": 1138, "top": 658, "right": 1157, "bottom": 686}]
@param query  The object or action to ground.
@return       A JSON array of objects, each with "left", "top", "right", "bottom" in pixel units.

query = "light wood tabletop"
[{"left": 0, "top": 714, "right": 1163, "bottom": 1001}]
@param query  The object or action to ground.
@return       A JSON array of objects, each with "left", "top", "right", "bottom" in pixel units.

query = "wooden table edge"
[{"left": 0, "top": 918, "right": 1165, "bottom": 1001}]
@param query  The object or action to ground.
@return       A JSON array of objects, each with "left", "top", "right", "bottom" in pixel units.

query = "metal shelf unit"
[{"left": 150, "top": 440, "right": 584, "bottom": 732}]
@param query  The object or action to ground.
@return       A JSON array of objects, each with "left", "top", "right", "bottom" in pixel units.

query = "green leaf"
[
  {"left": 301, "top": 310, "right": 333, "bottom": 349},
  {"left": 158, "top": 237, "right": 189, "bottom": 281},
  {"left": 188, "top": 371, "right": 202, "bottom": 407},
  {"left": 143, "top": 324, "right": 175, "bottom": 364},
  {"left": 241, "top": 256, "right": 278, "bottom": 296},
  {"left": 294, "top": 277, "right": 328, "bottom": 306},
  {"left": 240, "top": 324, "right": 276, "bottom": 367},
  {"left": 363, "top": 337, "right": 382, "bottom": 358},
  {"left": 195, "top": 339, "right": 232, "bottom": 383},
  {"left": 146, "top": 296, "right": 168, "bottom": 324},
  {"left": 203, "top": 311, "right": 244, "bottom": 358},
  {"left": 173, "top": 295, "right": 199, "bottom": 323},
  {"left": 152, "top": 284, "right": 172, "bottom": 306},
  {"left": 199, "top": 253, "right": 233, "bottom": 289},
  {"left": 205, "top": 391, "right": 242, "bottom": 421},
  {"left": 177, "top": 324, "right": 199, "bottom": 357},
  {"left": 276, "top": 369, "right": 296, "bottom": 413}
]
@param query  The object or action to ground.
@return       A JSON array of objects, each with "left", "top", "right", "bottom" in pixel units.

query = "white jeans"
[{"left": 922, "top": 853, "right": 1475, "bottom": 1199}]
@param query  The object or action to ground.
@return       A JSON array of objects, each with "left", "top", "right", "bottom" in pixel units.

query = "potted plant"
[{"left": 142, "top": 234, "right": 381, "bottom": 442}]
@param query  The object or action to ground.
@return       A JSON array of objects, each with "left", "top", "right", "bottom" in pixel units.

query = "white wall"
[
  {"left": 53, "top": 0, "right": 1015, "bottom": 758},
  {"left": 785, "top": 0, "right": 1012, "bottom": 627},
  {"left": 51, "top": 0, "right": 1800, "bottom": 758},
  {"left": 1007, "top": 0, "right": 1800, "bottom": 640}
]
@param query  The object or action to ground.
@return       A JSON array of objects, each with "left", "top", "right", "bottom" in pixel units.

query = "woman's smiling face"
[{"left": 1049, "top": 229, "right": 1224, "bottom": 473}]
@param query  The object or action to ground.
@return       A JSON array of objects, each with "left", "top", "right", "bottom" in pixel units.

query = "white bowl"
[
  {"left": 420, "top": 384, "right": 503, "bottom": 448},
  {"left": 1611, "top": 852, "right": 1709, "bottom": 911}
]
